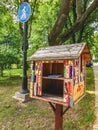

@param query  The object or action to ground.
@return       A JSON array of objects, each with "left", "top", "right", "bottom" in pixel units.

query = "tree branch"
[
  {"left": 48, "top": 0, "right": 72, "bottom": 46},
  {"left": 77, "top": 26, "right": 84, "bottom": 43},
  {"left": 71, "top": 0, "right": 77, "bottom": 43},
  {"left": 58, "top": 0, "right": 98, "bottom": 44},
  {"left": 83, "top": 0, "right": 88, "bottom": 13},
  {"left": 72, "top": 0, "right": 77, "bottom": 22},
  {"left": 76, "top": 0, "right": 82, "bottom": 19},
  {"left": 76, "top": 0, "right": 88, "bottom": 43}
]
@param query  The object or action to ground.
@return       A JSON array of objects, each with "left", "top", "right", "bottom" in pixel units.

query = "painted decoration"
[
  {"left": 63, "top": 60, "right": 73, "bottom": 107},
  {"left": 30, "top": 62, "right": 42, "bottom": 97},
  {"left": 64, "top": 60, "right": 73, "bottom": 79},
  {"left": 63, "top": 79, "right": 73, "bottom": 107},
  {"left": 73, "top": 81, "right": 85, "bottom": 101}
]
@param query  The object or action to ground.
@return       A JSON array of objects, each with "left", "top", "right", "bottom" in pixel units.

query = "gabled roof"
[{"left": 30, "top": 43, "right": 91, "bottom": 62}]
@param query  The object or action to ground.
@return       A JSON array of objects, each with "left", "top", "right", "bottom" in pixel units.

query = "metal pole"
[{"left": 20, "top": 22, "right": 29, "bottom": 94}]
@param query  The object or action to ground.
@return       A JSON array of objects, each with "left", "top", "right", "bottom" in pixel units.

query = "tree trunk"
[
  {"left": 48, "top": 0, "right": 72, "bottom": 46},
  {"left": 48, "top": 0, "right": 98, "bottom": 45},
  {"left": 77, "top": 26, "right": 84, "bottom": 43},
  {"left": 58, "top": 0, "right": 98, "bottom": 44},
  {"left": 76, "top": 0, "right": 82, "bottom": 19},
  {"left": 0, "top": 67, "right": 3, "bottom": 77}
]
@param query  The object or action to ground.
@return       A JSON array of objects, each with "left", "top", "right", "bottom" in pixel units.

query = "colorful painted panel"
[
  {"left": 63, "top": 79, "right": 73, "bottom": 107},
  {"left": 73, "top": 58, "right": 85, "bottom": 102},
  {"left": 64, "top": 60, "right": 73, "bottom": 79},
  {"left": 73, "top": 81, "right": 85, "bottom": 102},
  {"left": 30, "top": 62, "right": 42, "bottom": 97},
  {"left": 34, "top": 62, "right": 42, "bottom": 96},
  {"left": 30, "top": 62, "right": 35, "bottom": 97},
  {"left": 63, "top": 60, "right": 73, "bottom": 107}
]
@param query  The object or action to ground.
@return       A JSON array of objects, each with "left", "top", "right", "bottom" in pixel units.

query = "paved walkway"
[{"left": 93, "top": 63, "right": 98, "bottom": 130}]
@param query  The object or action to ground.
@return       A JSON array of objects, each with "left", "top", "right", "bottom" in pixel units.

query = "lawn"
[{"left": 0, "top": 68, "right": 95, "bottom": 130}]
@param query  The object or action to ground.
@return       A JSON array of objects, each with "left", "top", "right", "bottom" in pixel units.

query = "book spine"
[
  {"left": 34, "top": 62, "right": 42, "bottom": 96},
  {"left": 30, "top": 62, "right": 35, "bottom": 97},
  {"left": 68, "top": 96, "right": 73, "bottom": 107},
  {"left": 30, "top": 82, "right": 33, "bottom": 97},
  {"left": 70, "top": 65, "right": 72, "bottom": 78}
]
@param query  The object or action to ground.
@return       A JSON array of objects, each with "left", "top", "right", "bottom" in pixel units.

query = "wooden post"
[
  {"left": 49, "top": 102, "right": 70, "bottom": 130},
  {"left": 55, "top": 104, "right": 63, "bottom": 130}
]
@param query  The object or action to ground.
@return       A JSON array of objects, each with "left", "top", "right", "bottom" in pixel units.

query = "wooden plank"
[
  {"left": 31, "top": 96, "right": 68, "bottom": 106},
  {"left": 42, "top": 77, "right": 64, "bottom": 80}
]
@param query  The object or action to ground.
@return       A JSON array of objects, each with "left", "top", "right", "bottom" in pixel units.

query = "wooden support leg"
[
  {"left": 49, "top": 102, "right": 70, "bottom": 130},
  {"left": 55, "top": 104, "right": 63, "bottom": 130}
]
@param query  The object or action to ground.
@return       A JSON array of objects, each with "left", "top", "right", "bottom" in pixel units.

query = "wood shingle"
[{"left": 30, "top": 43, "right": 91, "bottom": 62}]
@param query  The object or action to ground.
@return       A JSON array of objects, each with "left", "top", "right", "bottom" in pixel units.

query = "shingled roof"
[{"left": 30, "top": 43, "right": 91, "bottom": 62}]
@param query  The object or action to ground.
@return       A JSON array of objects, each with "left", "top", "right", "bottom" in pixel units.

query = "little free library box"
[{"left": 29, "top": 43, "right": 91, "bottom": 107}]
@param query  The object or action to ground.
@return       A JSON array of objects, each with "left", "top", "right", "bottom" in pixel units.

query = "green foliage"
[
  {"left": 28, "top": 0, "right": 60, "bottom": 56},
  {"left": 0, "top": 3, "right": 22, "bottom": 76},
  {"left": 0, "top": 53, "right": 6, "bottom": 76}
]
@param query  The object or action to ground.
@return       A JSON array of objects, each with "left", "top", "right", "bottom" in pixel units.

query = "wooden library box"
[{"left": 29, "top": 43, "right": 91, "bottom": 107}]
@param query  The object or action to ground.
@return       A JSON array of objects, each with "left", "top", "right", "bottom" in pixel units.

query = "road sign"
[{"left": 18, "top": 2, "right": 31, "bottom": 23}]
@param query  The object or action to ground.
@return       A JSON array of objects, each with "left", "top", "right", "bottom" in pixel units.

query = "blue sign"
[{"left": 18, "top": 2, "right": 31, "bottom": 23}]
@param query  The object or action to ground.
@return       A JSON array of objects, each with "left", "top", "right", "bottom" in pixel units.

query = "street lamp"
[
  {"left": 13, "top": 1, "right": 31, "bottom": 100},
  {"left": 18, "top": 0, "right": 31, "bottom": 94},
  {"left": 20, "top": 21, "right": 29, "bottom": 94},
  {"left": 19, "top": 0, "right": 31, "bottom": 94}
]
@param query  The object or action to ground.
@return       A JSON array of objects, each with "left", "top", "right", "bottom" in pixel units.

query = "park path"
[{"left": 93, "top": 63, "right": 98, "bottom": 130}]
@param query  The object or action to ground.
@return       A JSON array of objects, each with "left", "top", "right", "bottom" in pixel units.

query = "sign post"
[
  {"left": 20, "top": 21, "right": 29, "bottom": 94},
  {"left": 18, "top": 2, "right": 31, "bottom": 94}
]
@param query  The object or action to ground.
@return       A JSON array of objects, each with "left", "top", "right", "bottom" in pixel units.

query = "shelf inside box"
[
  {"left": 42, "top": 78, "right": 63, "bottom": 97},
  {"left": 42, "top": 88, "right": 63, "bottom": 97},
  {"left": 43, "top": 76, "right": 64, "bottom": 80},
  {"left": 42, "top": 93, "right": 63, "bottom": 102},
  {"left": 32, "top": 95, "right": 67, "bottom": 106},
  {"left": 47, "top": 75, "right": 62, "bottom": 78}
]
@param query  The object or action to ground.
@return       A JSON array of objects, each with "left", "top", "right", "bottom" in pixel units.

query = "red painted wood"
[{"left": 55, "top": 104, "right": 63, "bottom": 130}]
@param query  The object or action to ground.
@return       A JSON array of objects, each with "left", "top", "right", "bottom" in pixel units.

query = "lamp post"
[
  {"left": 13, "top": 1, "right": 31, "bottom": 101},
  {"left": 20, "top": 21, "right": 29, "bottom": 94},
  {"left": 17, "top": 1, "right": 31, "bottom": 94}
]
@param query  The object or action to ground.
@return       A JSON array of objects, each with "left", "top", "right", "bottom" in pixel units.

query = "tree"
[
  {"left": 0, "top": 0, "right": 98, "bottom": 50},
  {"left": 0, "top": 53, "right": 6, "bottom": 77},
  {"left": 0, "top": 2, "right": 22, "bottom": 77},
  {"left": 48, "top": 0, "right": 98, "bottom": 46},
  {"left": 91, "top": 34, "right": 98, "bottom": 61}
]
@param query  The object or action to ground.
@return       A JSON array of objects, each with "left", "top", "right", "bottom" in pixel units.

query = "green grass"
[{"left": 0, "top": 68, "right": 95, "bottom": 130}]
